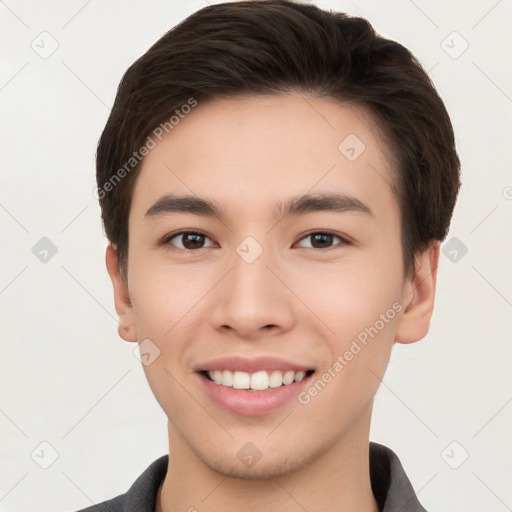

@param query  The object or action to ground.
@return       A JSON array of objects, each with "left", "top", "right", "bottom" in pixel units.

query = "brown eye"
[
  {"left": 165, "top": 231, "right": 215, "bottom": 250},
  {"left": 296, "top": 231, "right": 350, "bottom": 249}
]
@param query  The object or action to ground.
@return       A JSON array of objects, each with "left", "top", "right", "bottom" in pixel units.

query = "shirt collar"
[{"left": 370, "top": 442, "right": 428, "bottom": 511}]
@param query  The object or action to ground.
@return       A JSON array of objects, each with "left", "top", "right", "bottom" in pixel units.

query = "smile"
[{"left": 203, "top": 369, "right": 315, "bottom": 391}]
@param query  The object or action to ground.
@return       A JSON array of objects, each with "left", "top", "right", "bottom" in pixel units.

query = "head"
[{"left": 98, "top": 0, "right": 460, "bottom": 480}]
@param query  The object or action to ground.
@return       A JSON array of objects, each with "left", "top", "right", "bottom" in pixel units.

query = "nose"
[{"left": 210, "top": 244, "right": 295, "bottom": 340}]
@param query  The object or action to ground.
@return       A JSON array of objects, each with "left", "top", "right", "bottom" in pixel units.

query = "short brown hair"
[{"left": 96, "top": 0, "right": 461, "bottom": 279}]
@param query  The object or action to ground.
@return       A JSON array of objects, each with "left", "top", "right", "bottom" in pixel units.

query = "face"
[{"left": 107, "top": 92, "right": 438, "bottom": 479}]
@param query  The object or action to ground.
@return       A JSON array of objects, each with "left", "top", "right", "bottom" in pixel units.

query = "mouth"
[
  {"left": 195, "top": 360, "right": 316, "bottom": 416},
  {"left": 200, "top": 369, "right": 315, "bottom": 391}
]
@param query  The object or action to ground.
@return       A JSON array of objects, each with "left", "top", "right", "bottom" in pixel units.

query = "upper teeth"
[{"left": 207, "top": 370, "right": 307, "bottom": 391}]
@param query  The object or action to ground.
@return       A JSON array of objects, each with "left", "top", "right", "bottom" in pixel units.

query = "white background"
[{"left": 1, "top": 1, "right": 511, "bottom": 511}]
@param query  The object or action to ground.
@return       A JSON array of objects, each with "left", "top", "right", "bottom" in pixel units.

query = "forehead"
[{"left": 130, "top": 93, "right": 398, "bottom": 224}]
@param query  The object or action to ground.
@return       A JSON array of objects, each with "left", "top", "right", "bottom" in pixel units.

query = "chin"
[{"left": 194, "top": 442, "right": 318, "bottom": 481}]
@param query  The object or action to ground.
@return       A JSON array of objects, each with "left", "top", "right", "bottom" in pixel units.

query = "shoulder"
[
  {"left": 71, "top": 455, "right": 168, "bottom": 512},
  {"left": 369, "top": 442, "right": 428, "bottom": 512}
]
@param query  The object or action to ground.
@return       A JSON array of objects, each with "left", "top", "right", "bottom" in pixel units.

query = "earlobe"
[
  {"left": 394, "top": 242, "right": 440, "bottom": 344},
  {"left": 105, "top": 243, "right": 138, "bottom": 343}
]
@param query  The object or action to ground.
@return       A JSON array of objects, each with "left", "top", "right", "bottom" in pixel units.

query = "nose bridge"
[
  {"left": 232, "top": 240, "right": 272, "bottom": 300},
  {"left": 211, "top": 236, "right": 294, "bottom": 337}
]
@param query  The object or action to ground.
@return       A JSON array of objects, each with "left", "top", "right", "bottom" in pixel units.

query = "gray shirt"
[{"left": 74, "top": 442, "right": 427, "bottom": 511}]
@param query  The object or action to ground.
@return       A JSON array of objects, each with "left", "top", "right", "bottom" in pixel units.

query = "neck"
[{"left": 156, "top": 407, "right": 378, "bottom": 512}]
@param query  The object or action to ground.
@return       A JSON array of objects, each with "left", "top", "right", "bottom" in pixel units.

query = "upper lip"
[{"left": 194, "top": 356, "right": 314, "bottom": 374}]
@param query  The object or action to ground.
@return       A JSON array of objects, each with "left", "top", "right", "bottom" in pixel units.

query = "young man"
[{"left": 82, "top": 1, "right": 460, "bottom": 510}]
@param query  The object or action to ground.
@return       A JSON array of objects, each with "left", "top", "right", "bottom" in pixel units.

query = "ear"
[
  {"left": 395, "top": 242, "right": 440, "bottom": 344},
  {"left": 105, "top": 243, "right": 138, "bottom": 343}
]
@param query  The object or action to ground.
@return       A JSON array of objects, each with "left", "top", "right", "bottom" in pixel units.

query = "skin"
[{"left": 106, "top": 92, "right": 439, "bottom": 512}]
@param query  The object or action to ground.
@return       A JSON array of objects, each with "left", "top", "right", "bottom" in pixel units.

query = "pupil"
[
  {"left": 184, "top": 233, "right": 203, "bottom": 249},
  {"left": 312, "top": 233, "right": 332, "bottom": 248}
]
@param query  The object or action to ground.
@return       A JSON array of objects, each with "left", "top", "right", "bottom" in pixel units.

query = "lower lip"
[{"left": 198, "top": 372, "right": 314, "bottom": 416}]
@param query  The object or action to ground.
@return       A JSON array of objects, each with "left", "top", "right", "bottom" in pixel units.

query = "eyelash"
[{"left": 161, "top": 229, "right": 351, "bottom": 251}]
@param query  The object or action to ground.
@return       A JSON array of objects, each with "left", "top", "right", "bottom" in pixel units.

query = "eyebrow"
[{"left": 144, "top": 192, "right": 373, "bottom": 221}]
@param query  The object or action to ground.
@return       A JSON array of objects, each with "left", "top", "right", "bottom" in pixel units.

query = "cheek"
[
  {"left": 299, "top": 301, "right": 400, "bottom": 425},
  {"left": 288, "top": 249, "right": 404, "bottom": 338},
  {"left": 310, "top": 261, "right": 403, "bottom": 409},
  {"left": 128, "top": 250, "right": 204, "bottom": 336},
  {"left": 127, "top": 257, "right": 215, "bottom": 399}
]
